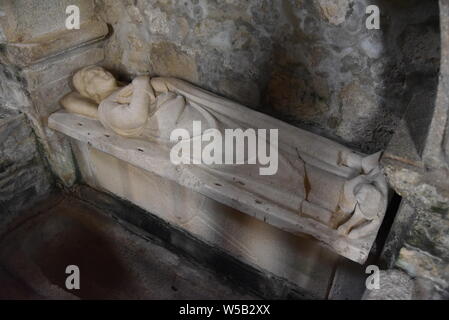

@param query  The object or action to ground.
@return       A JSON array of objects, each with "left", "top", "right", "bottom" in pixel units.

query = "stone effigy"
[{"left": 50, "top": 66, "right": 389, "bottom": 263}]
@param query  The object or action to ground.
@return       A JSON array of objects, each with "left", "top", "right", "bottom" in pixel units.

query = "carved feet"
[{"left": 338, "top": 152, "right": 389, "bottom": 239}]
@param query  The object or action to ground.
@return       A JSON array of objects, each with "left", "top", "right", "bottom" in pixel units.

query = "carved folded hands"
[{"left": 97, "top": 76, "right": 156, "bottom": 137}]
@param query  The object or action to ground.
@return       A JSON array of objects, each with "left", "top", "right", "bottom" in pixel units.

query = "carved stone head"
[{"left": 73, "top": 66, "right": 118, "bottom": 103}]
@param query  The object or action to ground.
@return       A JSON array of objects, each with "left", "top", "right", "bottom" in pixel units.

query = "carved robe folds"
[{"left": 50, "top": 70, "right": 389, "bottom": 263}]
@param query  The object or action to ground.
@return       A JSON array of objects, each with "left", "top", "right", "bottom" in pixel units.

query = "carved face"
[{"left": 73, "top": 66, "right": 118, "bottom": 103}]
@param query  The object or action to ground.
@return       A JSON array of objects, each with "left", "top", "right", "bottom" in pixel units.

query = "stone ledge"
[
  {"left": 49, "top": 111, "right": 377, "bottom": 264},
  {"left": 2, "top": 20, "right": 108, "bottom": 67},
  {"left": 381, "top": 119, "right": 449, "bottom": 215}
]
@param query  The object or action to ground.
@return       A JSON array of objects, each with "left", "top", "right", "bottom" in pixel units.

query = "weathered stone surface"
[
  {"left": 406, "top": 209, "right": 449, "bottom": 261},
  {"left": 264, "top": 68, "right": 330, "bottom": 123},
  {"left": 96, "top": 0, "right": 440, "bottom": 153},
  {"left": 390, "top": 204, "right": 449, "bottom": 297},
  {"left": 0, "top": 0, "right": 109, "bottom": 187},
  {"left": 23, "top": 45, "right": 105, "bottom": 121},
  {"left": 337, "top": 81, "right": 381, "bottom": 147},
  {"left": 0, "top": 57, "right": 78, "bottom": 187},
  {"left": 423, "top": 0, "right": 449, "bottom": 170},
  {"left": 382, "top": 130, "right": 449, "bottom": 299},
  {"left": 49, "top": 86, "right": 388, "bottom": 264},
  {"left": 1, "top": 20, "right": 108, "bottom": 68},
  {"left": 380, "top": 200, "right": 417, "bottom": 269},
  {"left": 0, "top": 111, "right": 52, "bottom": 215},
  {"left": 382, "top": 163, "right": 449, "bottom": 214},
  {"left": 382, "top": 114, "right": 449, "bottom": 215},
  {"left": 362, "top": 269, "right": 414, "bottom": 300},
  {"left": 68, "top": 141, "right": 339, "bottom": 299},
  {"left": 382, "top": 146, "right": 449, "bottom": 299},
  {"left": 0, "top": 0, "right": 445, "bottom": 300},
  {"left": 0, "top": 195, "right": 260, "bottom": 299},
  {"left": 149, "top": 42, "right": 199, "bottom": 83},
  {"left": 314, "top": 0, "right": 352, "bottom": 26},
  {"left": 327, "top": 257, "right": 367, "bottom": 300},
  {"left": 396, "top": 246, "right": 449, "bottom": 290},
  {"left": 413, "top": 276, "right": 449, "bottom": 300},
  {"left": 378, "top": 22, "right": 441, "bottom": 267},
  {"left": 0, "top": 0, "right": 95, "bottom": 42},
  {"left": 0, "top": 64, "right": 30, "bottom": 111}
]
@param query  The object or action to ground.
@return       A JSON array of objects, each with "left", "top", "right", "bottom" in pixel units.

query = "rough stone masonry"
[
  {"left": 0, "top": 107, "right": 52, "bottom": 221},
  {"left": 96, "top": 0, "right": 440, "bottom": 153},
  {"left": 0, "top": 0, "right": 447, "bottom": 300}
]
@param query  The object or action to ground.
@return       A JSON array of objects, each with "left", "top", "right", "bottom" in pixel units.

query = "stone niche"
[
  {"left": 380, "top": 0, "right": 449, "bottom": 299},
  {"left": 1, "top": 0, "right": 447, "bottom": 300},
  {"left": 47, "top": 63, "right": 391, "bottom": 305}
]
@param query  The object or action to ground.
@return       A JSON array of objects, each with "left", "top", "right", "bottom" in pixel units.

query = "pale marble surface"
[
  {"left": 69, "top": 139, "right": 339, "bottom": 297},
  {"left": 49, "top": 110, "right": 386, "bottom": 263},
  {"left": 50, "top": 67, "right": 389, "bottom": 263}
]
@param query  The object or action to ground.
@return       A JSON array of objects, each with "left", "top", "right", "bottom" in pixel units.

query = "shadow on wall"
[
  {"left": 96, "top": 0, "right": 441, "bottom": 154},
  {"left": 377, "top": 0, "right": 441, "bottom": 157},
  {"left": 260, "top": 0, "right": 441, "bottom": 154}
]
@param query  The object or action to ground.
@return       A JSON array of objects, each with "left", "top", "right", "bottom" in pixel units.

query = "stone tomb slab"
[{"left": 49, "top": 111, "right": 385, "bottom": 264}]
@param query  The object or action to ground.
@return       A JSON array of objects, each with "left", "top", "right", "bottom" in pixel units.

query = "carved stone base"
[{"left": 49, "top": 111, "right": 386, "bottom": 263}]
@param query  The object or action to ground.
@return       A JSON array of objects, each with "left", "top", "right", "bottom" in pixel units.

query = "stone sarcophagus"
[{"left": 49, "top": 66, "right": 389, "bottom": 264}]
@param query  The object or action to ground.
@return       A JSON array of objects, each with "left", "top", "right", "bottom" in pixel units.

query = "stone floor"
[{"left": 0, "top": 194, "right": 258, "bottom": 299}]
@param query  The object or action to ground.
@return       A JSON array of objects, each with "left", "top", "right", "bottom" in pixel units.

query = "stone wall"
[
  {"left": 395, "top": 206, "right": 449, "bottom": 299},
  {"left": 96, "top": 0, "right": 446, "bottom": 299},
  {"left": 377, "top": 201, "right": 449, "bottom": 299},
  {"left": 0, "top": 107, "right": 52, "bottom": 220},
  {"left": 0, "top": 0, "right": 109, "bottom": 187},
  {"left": 0, "top": 0, "right": 445, "bottom": 299},
  {"left": 95, "top": 0, "right": 440, "bottom": 153},
  {"left": 376, "top": 0, "right": 449, "bottom": 300},
  {"left": 0, "top": 61, "right": 52, "bottom": 219}
]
